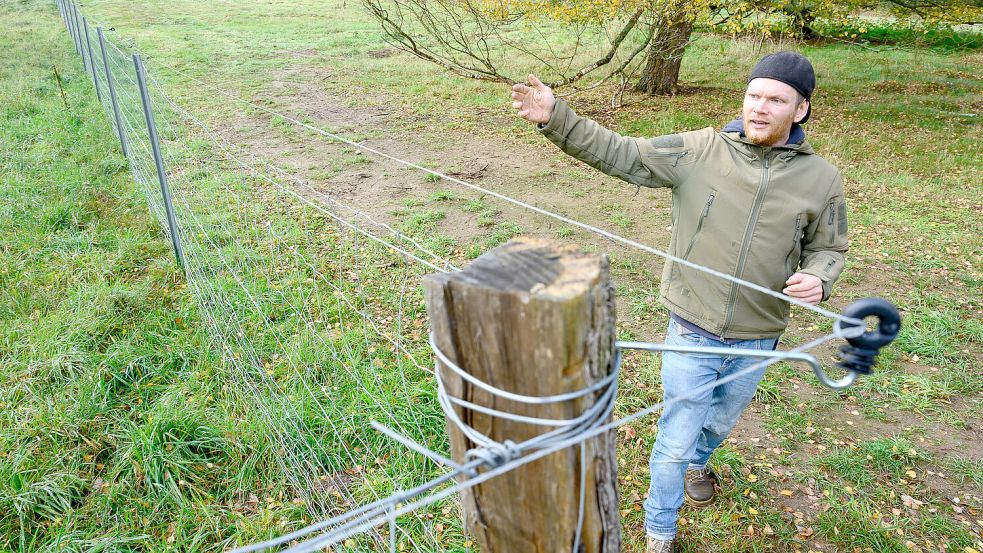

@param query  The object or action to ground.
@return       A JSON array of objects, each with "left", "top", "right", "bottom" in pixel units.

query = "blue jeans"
[{"left": 644, "top": 319, "right": 779, "bottom": 540}]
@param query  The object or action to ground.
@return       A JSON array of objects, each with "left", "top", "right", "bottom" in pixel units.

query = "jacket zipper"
[
  {"left": 722, "top": 153, "right": 771, "bottom": 333},
  {"left": 784, "top": 214, "right": 803, "bottom": 275},
  {"left": 649, "top": 151, "right": 690, "bottom": 167},
  {"left": 682, "top": 192, "right": 716, "bottom": 259}
]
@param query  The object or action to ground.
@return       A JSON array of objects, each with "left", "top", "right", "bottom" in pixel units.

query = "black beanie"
[{"left": 748, "top": 51, "right": 815, "bottom": 123}]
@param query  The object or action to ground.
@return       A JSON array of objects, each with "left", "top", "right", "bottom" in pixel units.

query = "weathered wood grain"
[{"left": 424, "top": 237, "right": 620, "bottom": 552}]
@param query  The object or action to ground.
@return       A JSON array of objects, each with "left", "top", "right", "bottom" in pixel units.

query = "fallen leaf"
[{"left": 901, "top": 494, "right": 923, "bottom": 510}]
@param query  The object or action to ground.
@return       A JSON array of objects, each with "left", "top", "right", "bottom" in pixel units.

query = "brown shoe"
[
  {"left": 646, "top": 535, "right": 676, "bottom": 553},
  {"left": 683, "top": 467, "right": 717, "bottom": 507}
]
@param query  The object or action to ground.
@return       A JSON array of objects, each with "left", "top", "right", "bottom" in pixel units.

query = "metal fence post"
[
  {"left": 133, "top": 54, "right": 186, "bottom": 271},
  {"left": 71, "top": 3, "right": 84, "bottom": 60},
  {"left": 82, "top": 17, "right": 103, "bottom": 102},
  {"left": 63, "top": 0, "right": 73, "bottom": 51},
  {"left": 97, "top": 27, "right": 129, "bottom": 160},
  {"left": 75, "top": 5, "right": 91, "bottom": 74},
  {"left": 66, "top": 1, "right": 80, "bottom": 55},
  {"left": 57, "top": 0, "right": 67, "bottom": 29}
]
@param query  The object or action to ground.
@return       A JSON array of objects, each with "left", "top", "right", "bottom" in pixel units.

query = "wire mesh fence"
[{"left": 57, "top": 2, "right": 472, "bottom": 549}]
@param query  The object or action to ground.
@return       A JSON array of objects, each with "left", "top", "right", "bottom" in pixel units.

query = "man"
[{"left": 511, "top": 52, "right": 847, "bottom": 552}]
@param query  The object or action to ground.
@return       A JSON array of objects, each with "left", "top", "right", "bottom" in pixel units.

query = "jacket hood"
[{"left": 722, "top": 118, "right": 812, "bottom": 153}]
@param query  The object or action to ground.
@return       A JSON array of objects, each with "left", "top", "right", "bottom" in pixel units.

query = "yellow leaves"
[
  {"left": 473, "top": 0, "right": 673, "bottom": 24},
  {"left": 747, "top": 473, "right": 758, "bottom": 482},
  {"left": 748, "top": 507, "right": 759, "bottom": 515},
  {"left": 780, "top": 489, "right": 794, "bottom": 497}
]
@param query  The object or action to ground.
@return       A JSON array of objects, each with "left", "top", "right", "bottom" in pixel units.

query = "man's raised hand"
[{"left": 511, "top": 74, "right": 556, "bottom": 125}]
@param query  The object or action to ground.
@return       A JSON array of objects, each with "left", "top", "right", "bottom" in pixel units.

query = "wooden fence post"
[{"left": 424, "top": 237, "right": 621, "bottom": 552}]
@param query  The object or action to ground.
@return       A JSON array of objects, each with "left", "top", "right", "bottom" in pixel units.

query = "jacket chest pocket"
[
  {"left": 647, "top": 150, "right": 691, "bottom": 167},
  {"left": 682, "top": 190, "right": 716, "bottom": 259},
  {"left": 784, "top": 214, "right": 804, "bottom": 276}
]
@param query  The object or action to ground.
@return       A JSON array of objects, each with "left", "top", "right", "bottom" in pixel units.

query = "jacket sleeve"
[
  {"left": 798, "top": 172, "right": 849, "bottom": 301},
  {"left": 538, "top": 99, "right": 709, "bottom": 189}
]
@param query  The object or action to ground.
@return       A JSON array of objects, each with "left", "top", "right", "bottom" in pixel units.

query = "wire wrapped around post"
[{"left": 424, "top": 237, "right": 622, "bottom": 553}]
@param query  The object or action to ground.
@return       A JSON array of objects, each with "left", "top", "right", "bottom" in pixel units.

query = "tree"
[
  {"left": 362, "top": 0, "right": 704, "bottom": 95},
  {"left": 635, "top": 3, "right": 695, "bottom": 95}
]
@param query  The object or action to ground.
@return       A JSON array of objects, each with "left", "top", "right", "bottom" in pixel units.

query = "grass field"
[{"left": 2, "top": 0, "right": 981, "bottom": 551}]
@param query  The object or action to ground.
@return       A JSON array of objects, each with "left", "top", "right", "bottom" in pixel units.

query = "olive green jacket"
[{"left": 539, "top": 100, "right": 848, "bottom": 339}]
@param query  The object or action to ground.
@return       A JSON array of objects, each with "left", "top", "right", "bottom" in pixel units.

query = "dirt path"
[{"left": 220, "top": 70, "right": 674, "bottom": 268}]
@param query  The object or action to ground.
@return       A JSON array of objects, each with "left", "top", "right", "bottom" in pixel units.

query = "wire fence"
[
  {"left": 54, "top": 1, "right": 892, "bottom": 551},
  {"left": 59, "top": 3, "right": 468, "bottom": 550}
]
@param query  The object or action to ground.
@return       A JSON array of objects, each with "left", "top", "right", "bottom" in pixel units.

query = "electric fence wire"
[
  {"left": 243, "top": 330, "right": 858, "bottom": 553},
  {"left": 137, "top": 105, "right": 441, "bottom": 550},
  {"left": 141, "top": 69, "right": 454, "bottom": 370},
  {"left": 115, "top": 41, "right": 863, "bottom": 328}
]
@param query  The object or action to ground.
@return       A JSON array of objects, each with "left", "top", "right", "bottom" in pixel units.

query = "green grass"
[
  {"left": 429, "top": 190, "right": 456, "bottom": 202},
  {"left": 817, "top": 437, "right": 922, "bottom": 488},
  {"left": 813, "top": 20, "right": 983, "bottom": 50},
  {"left": 0, "top": 5, "right": 310, "bottom": 549},
  {"left": 464, "top": 197, "right": 487, "bottom": 213}
]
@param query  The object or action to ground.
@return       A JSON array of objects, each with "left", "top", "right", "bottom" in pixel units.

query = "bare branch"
[{"left": 549, "top": 7, "right": 645, "bottom": 89}]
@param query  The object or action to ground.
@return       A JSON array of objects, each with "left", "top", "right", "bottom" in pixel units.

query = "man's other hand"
[
  {"left": 783, "top": 273, "right": 823, "bottom": 305},
  {"left": 511, "top": 74, "right": 556, "bottom": 125}
]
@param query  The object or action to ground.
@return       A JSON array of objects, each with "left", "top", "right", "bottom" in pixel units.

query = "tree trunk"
[{"left": 636, "top": 12, "right": 693, "bottom": 96}]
